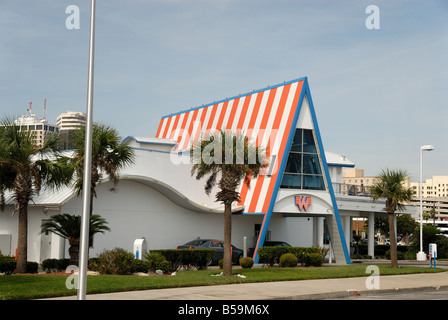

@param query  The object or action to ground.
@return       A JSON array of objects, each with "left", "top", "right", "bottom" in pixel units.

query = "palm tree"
[
  {"left": 41, "top": 213, "right": 110, "bottom": 266},
  {"left": 0, "top": 119, "right": 74, "bottom": 273},
  {"left": 427, "top": 203, "right": 437, "bottom": 226},
  {"left": 370, "top": 168, "right": 413, "bottom": 268},
  {"left": 190, "top": 130, "right": 268, "bottom": 276},
  {"left": 71, "top": 123, "right": 135, "bottom": 216}
]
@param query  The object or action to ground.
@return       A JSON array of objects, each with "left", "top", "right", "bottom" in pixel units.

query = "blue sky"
[{"left": 1, "top": 0, "right": 447, "bottom": 181}]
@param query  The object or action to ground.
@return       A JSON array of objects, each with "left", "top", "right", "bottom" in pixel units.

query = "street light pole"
[
  {"left": 77, "top": 0, "right": 96, "bottom": 300},
  {"left": 417, "top": 145, "right": 434, "bottom": 261}
]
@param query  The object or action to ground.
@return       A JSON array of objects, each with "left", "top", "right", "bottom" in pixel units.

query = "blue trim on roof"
[
  {"left": 328, "top": 163, "right": 355, "bottom": 168},
  {"left": 160, "top": 77, "right": 308, "bottom": 120}
]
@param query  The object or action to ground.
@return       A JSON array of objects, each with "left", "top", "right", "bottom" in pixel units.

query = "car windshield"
[
  {"left": 185, "top": 240, "right": 209, "bottom": 246},
  {"left": 265, "top": 241, "right": 291, "bottom": 246},
  {"left": 207, "top": 241, "right": 223, "bottom": 247}
]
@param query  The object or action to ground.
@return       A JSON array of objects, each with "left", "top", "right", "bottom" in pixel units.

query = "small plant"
[
  {"left": 144, "top": 252, "right": 170, "bottom": 274},
  {"left": 304, "top": 253, "right": 324, "bottom": 267},
  {"left": 279, "top": 253, "right": 298, "bottom": 268},
  {"left": 131, "top": 259, "right": 149, "bottom": 273},
  {"left": 91, "top": 248, "right": 134, "bottom": 275},
  {"left": 239, "top": 257, "right": 254, "bottom": 269},
  {"left": 318, "top": 246, "right": 329, "bottom": 260}
]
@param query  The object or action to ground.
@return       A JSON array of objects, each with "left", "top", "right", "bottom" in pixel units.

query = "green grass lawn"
[{"left": 0, "top": 264, "right": 445, "bottom": 300}]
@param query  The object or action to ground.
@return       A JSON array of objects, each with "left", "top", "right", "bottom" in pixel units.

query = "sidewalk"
[{"left": 47, "top": 260, "right": 448, "bottom": 300}]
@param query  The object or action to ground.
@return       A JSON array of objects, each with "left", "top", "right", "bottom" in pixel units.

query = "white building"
[
  {"left": 0, "top": 78, "right": 416, "bottom": 265},
  {"left": 56, "top": 111, "right": 86, "bottom": 131},
  {"left": 56, "top": 111, "right": 86, "bottom": 150},
  {"left": 12, "top": 114, "right": 59, "bottom": 148},
  {"left": 411, "top": 176, "right": 448, "bottom": 198}
]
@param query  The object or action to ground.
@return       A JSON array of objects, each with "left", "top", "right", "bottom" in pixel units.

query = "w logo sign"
[{"left": 295, "top": 196, "right": 312, "bottom": 212}]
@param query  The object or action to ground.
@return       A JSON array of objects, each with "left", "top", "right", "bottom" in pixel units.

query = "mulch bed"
[{"left": 13, "top": 272, "right": 73, "bottom": 276}]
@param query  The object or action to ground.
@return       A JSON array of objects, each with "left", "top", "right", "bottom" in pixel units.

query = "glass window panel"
[
  {"left": 303, "top": 175, "right": 325, "bottom": 190},
  {"left": 280, "top": 173, "right": 302, "bottom": 189},
  {"left": 303, "top": 129, "right": 317, "bottom": 153},
  {"left": 290, "top": 129, "right": 302, "bottom": 152},
  {"left": 303, "top": 153, "right": 322, "bottom": 175},
  {"left": 284, "top": 153, "right": 301, "bottom": 174}
]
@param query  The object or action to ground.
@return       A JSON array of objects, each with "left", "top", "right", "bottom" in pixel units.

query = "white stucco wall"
[
  {"left": 62, "top": 180, "right": 267, "bottom": 259},
  {"left": 0, "top": 178, "right": 319, "bottom": 263}
]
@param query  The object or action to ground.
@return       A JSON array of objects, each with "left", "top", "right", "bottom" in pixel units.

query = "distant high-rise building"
[
  {"left": 57, "top": 111, "right": 86, "bottom": 131},
  {"left": 57, "top": 111, "right": 86, "bottom": 150},
  {"left": 410, "top": 176, "right": 448, "bottom": 198},
  {"left": 13, "top": 114, "right": 59, "bottom": 148}
]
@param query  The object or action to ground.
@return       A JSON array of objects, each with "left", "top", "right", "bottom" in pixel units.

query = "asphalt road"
[{"left": 325, "top": 288, "right": 448, "bottom": 300}]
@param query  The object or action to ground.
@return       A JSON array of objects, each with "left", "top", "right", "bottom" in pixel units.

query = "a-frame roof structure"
[{"left": 156, "top": 77, "right": 351, "bottom": 264}]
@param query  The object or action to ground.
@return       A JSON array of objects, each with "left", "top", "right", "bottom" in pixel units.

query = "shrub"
[
  {"left": 0, "top": 255, "right": 16, "bottom": 275},
  {"left": 131, "top": 259, "right": 149, "bottom": 273},
  {"left": 436, "top": 236, "right": 448, "bottom": 259},
  {"left": 26, "top": 262, "right": 39, "bottom": 274},
  {"left": 304, "top": 253, "right": 324, "bottom": 267},
  {"left": 0, "top": 254, "right": 39, "bottom": 274},
  {"left": 404, "top": 249, "right": 416, "bottom": 260},
  {"left": 356, "top": 244, "right": 410, "bottom": 257},
  {"left": 189, "top": 250, "right": 214, "bottom": 270},
  {"left": 385, "top": 250, "right": 405, "bottom": 260},
  {"left": 218, "top": 259, "right": 224, "bottom": 269},
  {"left": 258, "top": 247, "right": 289, "bottom": 267},
  {"left": 152, "top": 249, "right": 214, "bottom": 271},
  {"left": 41, "top": 258, "right": 70, "bottom": 273},
  {"left": 91, "top": 248, "right": 134, "bottom": 275},
  {"left": 257, "top": 246, "right": 320, "bottom": 267},
  {"left": 239, "top": 257, "right": 254, "bottom": 269},
  {"left": 351, "top": 254, "right": 372, "bottom": 260},
  {"left": 144, "top": 252, "right": 171, "bottom": 274},
  {"left": 88, "top": 257, "right": 100, "bottom": 271},
  {"left": 279, "top": 253, "right": 298, "bottom": 268}
]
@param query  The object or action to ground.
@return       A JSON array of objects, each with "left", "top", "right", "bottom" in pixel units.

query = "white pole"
[
  {"left": 417, "top": 145, "right": 434, "bottom": 261},
  {"left": 77, "top": 0, "right": 96, "bottom": 300},
  {"left": 419, "top": 147, "right": 423, "bottom": 255},
  {"left": 243, "top": 237, "right": 247, "bottom": 258}
]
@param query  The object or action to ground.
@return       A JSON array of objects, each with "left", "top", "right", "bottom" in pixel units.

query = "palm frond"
[
  {"left": 190, "top": 129, "right": 268, "bottom": 204},
  {"left": 70, "top": 123, "right": 135, "bottom": 195},
  {"left": 370, "top": 168, "right": 413, "bottom": 213},
  {"left": 40, "top": 213, "right": 110, "bottom": 239}
]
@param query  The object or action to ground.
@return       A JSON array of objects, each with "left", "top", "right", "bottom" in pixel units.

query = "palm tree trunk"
[
  {"left": 223, "top": 201, "right": 232, "bottom": 276},
  {"left": 388, "top": 212, "right": 398, "bottom": 268},
  {"left": 68, "top": 238, "right": 80, "bottom": 266},
  {"left": 16, "top": 204, "right": 28, "bottom": 273}
]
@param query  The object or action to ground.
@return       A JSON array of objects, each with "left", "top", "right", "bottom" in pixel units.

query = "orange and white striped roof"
[{"left": 156, "top": 77, "right": 306, "bottom": 214}]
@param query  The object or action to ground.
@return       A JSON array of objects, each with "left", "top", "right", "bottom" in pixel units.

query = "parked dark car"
[
  {"left": 247, "top": 241, "right": 292, "bottom": 258},
  {"left": 177, "top": 239, "right": 244, "bottom": 265}
]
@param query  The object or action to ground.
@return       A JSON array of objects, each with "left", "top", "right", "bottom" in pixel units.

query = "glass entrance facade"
[{"left": 280, "top": 128, "right": 326, "bottom": 190}]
